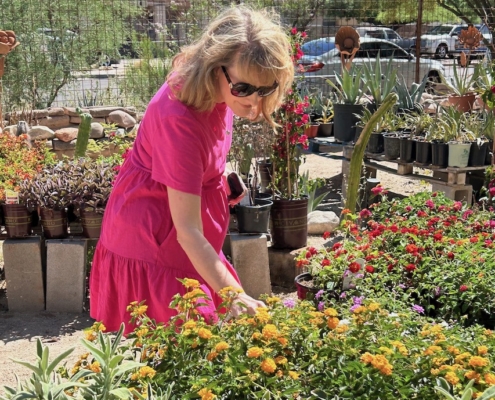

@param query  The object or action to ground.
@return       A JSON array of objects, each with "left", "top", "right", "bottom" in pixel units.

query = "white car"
[{"left": 298, "top": 38, "right": 445, "bottom": 95}]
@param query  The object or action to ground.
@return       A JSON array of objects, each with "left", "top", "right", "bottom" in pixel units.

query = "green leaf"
[
  {"left": 46, "top": 348, "right": 74, "bottom": 376},
  {"left": 11, "top": 360, "right": 43, "bottom": 377},
  {"left": 109, "top": 388, "right": 134, "bottom": 399}
]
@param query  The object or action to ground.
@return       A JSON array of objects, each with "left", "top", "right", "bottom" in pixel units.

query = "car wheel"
[
  {"left": 98, "top": 54, "right": 112, "bottom": 67},
  {"left": 425, "top": 72, "right": 441, "bottom": 94},
  {"left": 435, "top": 45, "right": 448, "bottom": 59}
]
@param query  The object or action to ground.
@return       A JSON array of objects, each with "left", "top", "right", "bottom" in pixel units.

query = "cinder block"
[
  {"left": 3, "top": 237, "right": 45, "bottom": 312},
  {"left": 268, "top": 246, "right": 300, "bottom": 290},
  {"left": 431, "top": 182, "right": 473, "bottom": 205},
  {"left": 230, "top": 233, "right": 271, "bottom": 299},
  {"left": 45, "top": 239, "right": 87, "bottom": 312}
]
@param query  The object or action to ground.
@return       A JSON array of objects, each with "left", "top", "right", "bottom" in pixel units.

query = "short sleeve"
[{"left": 150, "top": 115, "right": 207, "bottom": 196}]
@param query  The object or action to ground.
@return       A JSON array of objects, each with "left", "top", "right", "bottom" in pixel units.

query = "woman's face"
[{"left": 216, "top": 64, "right": 263, "bottom": 120}]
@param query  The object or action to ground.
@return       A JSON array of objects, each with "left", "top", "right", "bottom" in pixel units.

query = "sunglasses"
[{"left": 221, "top": 66, "right": 278, "bottom": 97}]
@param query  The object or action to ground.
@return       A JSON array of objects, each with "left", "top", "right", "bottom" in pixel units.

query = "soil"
[{"left": 0, "top": 151, "right": 430, "bottom": 392}]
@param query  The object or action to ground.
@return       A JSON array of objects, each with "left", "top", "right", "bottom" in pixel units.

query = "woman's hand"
[
  {"left": 223, "top": 170, "right": 248, "bottom": 207},
  {"left": 230, "top": 292, "right": 266, "bottom": 318}
]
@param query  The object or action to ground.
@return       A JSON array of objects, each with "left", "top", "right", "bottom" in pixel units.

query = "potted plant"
[
  {"left": 464, "top": 111, "right": 490, "bottom": 166},
  {"left": 326, "top": 65, "right": 365, "bottom": 142},
  {"left": 19, "top": 162, "right": 75, "bottom": 239},
  {"left": 71, "top": 158, "right": 119, "bottom": 238},
  {"left": 394, "top": 75, "right": 428, "bottom": 115},
  {"left": 316, "top": 96, "right": 334, "bottom": 137},
  {"left": 270, "top": 28, "right": 311, "bottom": 249},
  {"left": 480, "top": 109, "right": 495, "bottom": 164},
  {"left": 404, "top": 110, "right": 435, "bottom": 165},
  {"left": 361, "top": 53, "right": 397, "bottom": 109},
  {"left": 441, "top": 26, "right": 483, "bottom": 112}
]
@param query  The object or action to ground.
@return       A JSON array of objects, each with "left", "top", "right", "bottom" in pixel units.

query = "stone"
[
  {"left": 3, "top": 125, "right": 17, "bottom": 136},
  {"left": 2, "top": 237, "right": 45, "bottom": 312},
  {"left": 38, "top": 115, "right": 71, "bottom": 129},
  {"left": 28, "top": 125, "right": 55, "bottom": 140},
  {"left": 108, "top": 110, "right": 136, "bottom": 128},
  {"left": 62, "top": 107, "right": 90, "bottom": 117},
  {"left": 54, "top": 127, "right": 79, "bottom": 142},
  {"left": 31, "top": 109, "right": 49, "bottom": 119},
  {"left": 70, "top": 116, "right": 105, "bottom": 125},
  {"left": 307, "top": 210, "right": 340, "bottom": 235},
  {"left": 47, "top": 107, "right": 66, "bottom": 116},
  {"left": 90, "top": 122, "right": 105, "bottom": 139},
  {"left": 52, "top": 138, "right": 77, "bottom": 150},
  {"left": 87, "top": 106, "right": 137, "bottom": 117},
  {"left": 268, "top": 246, "right": 300, "bottom": 289},
  {"left": 230, "top": 233, "right": 271, "bottom": 299},
  {"left": 45, "top": 239, "right": 87, "bottom": 312}
]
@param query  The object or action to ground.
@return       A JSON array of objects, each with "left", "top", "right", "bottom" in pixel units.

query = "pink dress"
[{"left": 89, "top": 82, "right": 238, "bottom": 333}]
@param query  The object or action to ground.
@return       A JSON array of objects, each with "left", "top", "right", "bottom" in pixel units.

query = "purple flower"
[
  {"left": 434, "top": 286, "right": 442, "bottom": 297},
  {"left": 283, "top": 298, "right": 296, "bottom": 308},
  {"left": 315, "top": 290, "right": 324, "bottom": 300},
  {"left": 412, "top": 304, "right": 424, "bottom": 314},
  {"left": 352, "top": 296, "right": 364, "bottom": 305},
  {"left": 339, "top": 292, "right": 347, "bottom": 299},
  {"left": 318, "top": 301, "right": 325, "bottom": 311},
  {"left": 398, "top": 284, "right": 406, "bottom": 289},
  {"left": 355, "top": 274, "right": 364, "bottom": 279},
  {"left": 350, "top": 304, "right": 361, "bottom": 313}
]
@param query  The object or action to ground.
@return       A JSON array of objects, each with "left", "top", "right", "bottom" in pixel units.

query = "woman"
[{"left": 89, "top": 6, "right": 294, "bottom": 333}]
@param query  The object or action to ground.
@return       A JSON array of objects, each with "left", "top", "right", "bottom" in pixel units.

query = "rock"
[
  {"left": 62, "top": 107, "right": 90, "bottom": 117},
  {"left": 87, "top": 106, "right": 137, "bottom": 118},
  {"left": 28, "top": 126, "right": 55, "bottom": 140},
  {"left": 38, "top": 115, "right": 71, "bottom": 129},
  {"left": 31, "top": 109, "right": 49, "bottom": 119},
  {"left": 3, "top": 125, "right": 17, "bottom": 136},
  {"left": 47, "top": 107, "right": 66, "bottom": 116},
  {"left": 90, "top": 122, "right": 105, "bottom": 139},
  {"left": 54, "top": 127, "right": 79, "bottom": 142},
  {"left": 108, "top": 110, "right": 136, "bottom": 128},
  {"left": 52, "top": 138, "right": 77, "bottom": 151},
  {"left": 16, "top": 121, "right": 29, "bottom": 136},
  {"left": 307, "top": 211, "right": 340, "bottom": 235}
]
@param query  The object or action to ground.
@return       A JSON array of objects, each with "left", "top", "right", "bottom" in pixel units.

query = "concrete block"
[
  {"left": 3, "top": 237, "right": 45, "bottom": 312},
  {"left": 268, "top": 246, "right": 300, "bottom": 290},
  {"left": 230, "top": 233, "right": 271, "bottom": 299},
  {"left": 45, "top": 239, "right": 87, "bottom": 312},
  {"left": 431, "top": 182, "right": 473, "bottom": 205},
  {"left": 397, "top": 164, "right": 413, "bottom": 175}
]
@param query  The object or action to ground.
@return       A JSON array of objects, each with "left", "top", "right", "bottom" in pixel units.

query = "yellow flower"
[
  {"left": 424, "top": 346, "right": 442, "bottom": 356},
  {"left": 484, "top": 329, "right": 492, "bottom": 336},
  {"left": 455, "top": 352, "right": 471, "bottom": 364},
  {"left": 335, "top": 324, "right": 349, "bottom": 334},
  {"left": 431, "top": 368, "right": 440, "bottom": 376},
  {"left": 379, "top": 347, "right": 393, "bottom": 355},
  {"left": 353, "top": 306, "right": 366, "bottom": 314},
  {"left": 262, "top": 324, "right": 279, "bottom": 340},
  {"left": 184, "top": 279, "right": 201, "bottom": 289},
  {"left": 260, "top": 358, "right": 277, "bottom": 374},
  {"left": 255, "top": 308, "right": 271, "bottom": 324},
  {"left": 368, "top": 302, "right": 380, "bottom": 311},
  {"left": 206, "top": 351, "right": 218, "bottom": 361},
  {"left": 136, "top": 328, "right": 149, "bottom": 338},
  {"left": 198, "top": 328, "right": 213, "bottom": 340},
  {"left": 183, "top": 288, "right": 206, "bottom": 300},
  {"left": 139, "top": 366, "right": 156, "bottom": 379},
  {"left": 447, "top": 346, "right": 460, "bottom": 355},
  {"left": 484, "top": 373, "right": 495, "bottom": 385},
  {"left": 266, "top": 296, "right": 281, "bottom": 304},
  {"left": 360, "top": 352, "right": 374, "bottom": 364},
  {"left": 89, "top": 361, "right": 101, "bottom": 373},
  {"left": 445, "top": 371, "right": 459, "bottom": 386},
  {"left": 183, "top": 320, "right": 197, "bottom": 330},
  {"left": 252, "top": 332, "right": 261, "bottom": 340},
  {"left": 277, "top": 337, "right": 288, "bottom": 347},
  {"left": 324, "top": 308, "right": 338, "bottom": 317},
  {"left": 465, "top": 370, "right": 481, "bottom": 382},
  {"left": 469, "top": 356, "right": 489, "bottom": 368},
  {"left": 80, "top": 353, "right": 89, "bottom": 360},
  {"left": 247, "top": 347, "right": 264, "bottom": 358},
  {"left": 275, "top": 356, "right": 288, "bottom": 365},
  {"left": 130, "top": 372, "right": 139, "bottom": 381},
  {"left": 197, "top": 388, "right": 216, "bottom": 400},
  {"left": 327, "top": 317, "right": 339, "bottom": 330},
  {"left": 84, "top": 330, "right": 97, "bottom": 342},
  {"left": 289, "top": 371, "right": 299, "bottom": 380},
  {"left": 478, "top": 346, "right": 488, "bottom": 356},
  {"left": 215, "top": 342, "right": 229, "bottom": 352}
]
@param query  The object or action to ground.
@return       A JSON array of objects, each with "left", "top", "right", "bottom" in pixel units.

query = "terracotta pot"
[
  {"left": 304, "top": 124, "right": 319, "bottom": 138},
  {"left": 448, "top": 93, "right": 476, "bottom": 113}
]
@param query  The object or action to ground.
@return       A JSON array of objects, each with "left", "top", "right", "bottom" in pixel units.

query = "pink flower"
[
  {"left": 425, "top": 199, "right": 435, "bottom": 209},
  {"left": 460, "top": 285, "right": 468, "bottom": 292},
  {"left": 359, "top": 209, "right": 372, "bottom": 219},
  {"left": 291, "top": 27, "right": 298, "bottom": 35},
  {"left": 371, "top": 186, "right": 383, "bottom": 195},
  {"left": 489, "top": 187, "right": 495, "bottom": 197}
]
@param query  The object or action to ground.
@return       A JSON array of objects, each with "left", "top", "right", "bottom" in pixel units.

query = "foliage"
[
  {"left": 441, "top": 63, "right": 480, "bottom": 97},
  {"left": 299, "top": 171, "right": 329, "bottom": 213},
  {"left": 361, "top": 53, "right": 398, "bottom": 106},
  {"left": 1, "top": 0, "right": 142, "bottom": 110},
  {"left": 271, "top": 28, "right": 310, "bottom": 200},
  {"left": 316, "top": 97, "right": 334, "bottom": 123},
  {"left": 326, "top": 66, "right": 364, "bottom": 105},
  {"left": 0, "top": 133, "right": 56, "bottom": 203},
  {"left": 9, "top": 278, "right": 495, "bottom": 399},
  {"left": 479, "top": 61, "right": 495, "bottom": 109},
  {"left": 116, "top": 38, "right": 174, "bottom": 111},
  {"left": 395, "top": 75, "right": 428, "bottom": 111},
  {"left": 435, "top": 377, "right": 495, "bottom": 400}
]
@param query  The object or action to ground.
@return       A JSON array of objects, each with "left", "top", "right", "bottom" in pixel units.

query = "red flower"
[
  {"left": 371, "top": 186, "right": 384, "bottom": 195},
  {"left": 349, "top": 262, "right": 361, "bottom": 273},
  {"left": 447, "top": 252, "right": 455, "bottom": 260},
  {"left": 470, "top": 236, "right": 479, "bottom": 243},
  {"left": 460, "top": 285, "right": 468, "bottom": 292},
  {"left": 405, "top": 264, "right": 416, "bottom": 272},
  {"left": 296, "top": 259, "right": 309, "bottom": 268},
  {"left": 365, "top": 265, "right": 375, "bottom": 273},
  {"left": 433, "top": 233, "right": 443, "bottom": 242},
  {"left": 322, "top": 231, "right": 330, "bottom": 240},
  {"left": 491, "top": 85, "right": 495, "bottom": 94},
  {"left": 387, "top": 264, "right": 394, "bottom": 272},
  {"left": 321, "top": 258, "right": 330, "bottom": 266}
]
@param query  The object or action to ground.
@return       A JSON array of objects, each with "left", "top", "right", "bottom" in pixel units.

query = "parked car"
[
  {"left": 412, "top": 23, "right": 492, "bottom": 59},
  {"left": 298, "top": 37, "right": 445, "bottom": 95},
  {"left": 301, "top": 37, "right": 335, "bottom": 57},
  {"left": 355, "top": 26, "right": 415, "bottom": 51}
]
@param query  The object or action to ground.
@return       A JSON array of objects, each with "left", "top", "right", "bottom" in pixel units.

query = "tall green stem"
[{"left": 344, "top": 93, "right": 398, "bottom": 214}]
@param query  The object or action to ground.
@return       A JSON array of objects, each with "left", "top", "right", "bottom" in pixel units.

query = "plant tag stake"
[{"left": 5, "top": 189, "right": 19, "bottom": 204}]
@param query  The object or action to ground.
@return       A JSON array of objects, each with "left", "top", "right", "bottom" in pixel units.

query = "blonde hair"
[{"left": 167, "top": 6, "right": 294, "bottom": 127}]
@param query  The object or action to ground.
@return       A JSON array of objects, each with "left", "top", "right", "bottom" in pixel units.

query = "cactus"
[
  {"left": 74, "top": 108, "right": 93, "bottom": 159},
  {"left": 344, "top": 92, "right": 398, "bottom": 214}
]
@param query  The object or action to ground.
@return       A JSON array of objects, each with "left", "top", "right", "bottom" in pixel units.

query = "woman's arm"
[{"left": 167, "top": 186, "right": 265, "bottom": 315}]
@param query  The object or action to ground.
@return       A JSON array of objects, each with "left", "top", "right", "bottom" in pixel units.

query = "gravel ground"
[{"left": 0, "top": 151, "right": 430, "bottom": 391}]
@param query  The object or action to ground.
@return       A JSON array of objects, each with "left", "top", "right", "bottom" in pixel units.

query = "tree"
[
  {"left": 0, "top": 0, "right": 142, "bottom": 110},
  {"left": 436, "top": 0, "right": 495, "bottom": 59}
]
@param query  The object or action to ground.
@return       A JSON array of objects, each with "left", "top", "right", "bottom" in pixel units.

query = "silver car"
[{"left": 298, "top": 37, "right": 445, "bottom": 95}]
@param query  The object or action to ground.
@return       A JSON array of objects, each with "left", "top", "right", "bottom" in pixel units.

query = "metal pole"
[{"left": 415, "top": 0, "right": 424, "bottom": 84}]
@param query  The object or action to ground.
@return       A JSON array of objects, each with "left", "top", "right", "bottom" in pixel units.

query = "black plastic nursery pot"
[
  {"left": 270, "top": 197, "right": 308, "bottom": 250},
  {"left": 317, "top": 122, "right": 333, "bottom": 137},
  {"left": 414, "top": 140, "right": 432, "bottom": 165},
  {"left": 333, "top": 103, "right": 364, "bottom": 143},
  {"left": 366, "top": 132, "right": 384, "bottom": 154},
  {"left": 431, "top": 141, "right": 449, "bottom": 168},
  {"left": 383, "top": 133, "right": 401, "bottom": 160},
  {"left": 486, "top": 140, "right": 494, "bottom": 165},
  {"left": 399, "top": 136, "right": 416, "bottom": 163},
  {"left": 468, "top": 141, "right": 489, "bottom": 167},
  {"left": 235, "top": 198, "right": 272, "bottom": 234}
]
